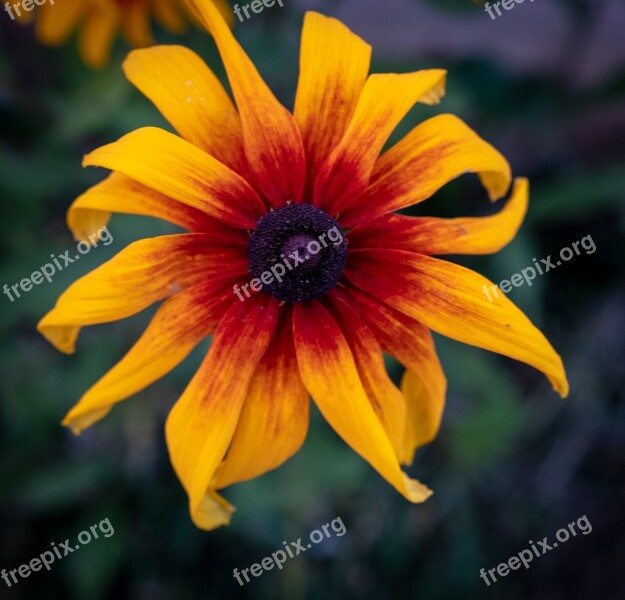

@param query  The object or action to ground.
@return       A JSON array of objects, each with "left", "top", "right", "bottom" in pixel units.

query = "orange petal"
[
  {"left": 213, "top": 305, "right": 309, "bottom": 488},
  {"left": 83, "top": 127, "right": 265, "bottom": 228},
  {"left": 153, "top": 0, "right": 187, "bottom": 33},
  {"left": 185, "top": 0, "right": 306, "bottom": 205},
  {"left": 63, "top": 275, "right": 237, "bottom": 434},
  {"left": 166, "top": 294, "right": 280, "bottom": 530},
  {"left": 324, "top": 293, "right": 406, "bottom": 461},
  {"left": 314, "top": 70, "right": 446, "bottom": 215},
  {"left": 348, "top": 178, "right": 528, "bottom": 256},
  {"left": 67, "top": 172, "right": 249, "bottom": 243},
  {"left": 294, "top": 12, "right": 371, "bottom": 199},
  {"left": 36, "top": 0, "right": 85, "bottom": 45},
  {"left": 78, "top": 3, "right": 119, "bottom": 69},
  {"left": 123, "top": 46, "right": 249, "bottom": 176},
  {"left": 341, "top": 113, "right": 511, "bottom": 228},
  {"left": 293, "top": 301, "right": 432, "bottom": 503},
  {"left": 37, "top": 234, "right": 247, "bottom": 354},
  {"left": 336, "top": 285, "right": 447, "bottom": 465},
  {"left": 346, "top": 250, "right": 569, "bottom": 397},
  {"left": 120, "top": 2, "right": 154, "bottom": 48}
]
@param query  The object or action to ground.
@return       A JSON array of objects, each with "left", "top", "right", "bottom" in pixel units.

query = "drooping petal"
[
  {"left": 153, "top": 0, "right": 187, "bottom": 33},
  {"left": 67, "top": 172, "right": 250, "bottom": 243},
  {"left": 166, "top": 294, "right": 280, "bottom": 530},
  {"left": 36, "top": 0, "right": 85, "bottom": 45},
  {"left": 324, "top": 293, "right": 406, "bottom": 461},
  {"left": 123, "top": 46, "right": 249, "bottom": 176},
  {"left": 345, "top": 250, "right": 569, "bottom": 396},
  {"left": 341, "top": 113, "right": 511, "bottom": 228},
  {"left": 83, "top": 127, "right": 265, "bottom": 228},
  {"left": 293, "top": 301, "right": 432, "bottom": 503},
  {"left": 63, "top": 275, "right": 238, "bottom": 435},
  {"left": 185, "top": 0, "right": 306, "bottom": 205},
  {"left": 337, "top": 285, "right": 447, "bottom": 465},
  {"left": 120, "top": 2, "right": 154, "bottom": 48},
  {"left": 314, "top": 70, "right": 446, "bottom": 215},
  {"left": 37, "top": 234, "right": 247, "bottom": 354},
  {"left": 293, "top": 12, "right": 371, "bottom": 198},
  {"left": 213, "top": 304, "right": 309, "bottom": 489},
  {"left": 348, "top": 178, "right": 528, "bottom": 256},
  {"left": 78, "top": 3, "right": 119, "bottom": 69}
]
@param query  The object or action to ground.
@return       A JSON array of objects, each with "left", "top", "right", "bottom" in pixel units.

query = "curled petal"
[
  {"left": 346, "top": 250, "right": 569, "bottom": 397},
  {"left": 348, "top": 178, "right": 528, "bottom": 255},
  {"left": 341, "top": 114, "right": 511, "bottom": 228}
]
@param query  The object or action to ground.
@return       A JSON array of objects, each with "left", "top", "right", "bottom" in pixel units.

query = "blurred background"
[{"left": 1, "top": 0, "right": 623, "bottom": 598}]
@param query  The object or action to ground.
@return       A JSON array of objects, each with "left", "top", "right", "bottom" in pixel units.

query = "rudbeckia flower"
[
  {"left": 18, "top": 0, "right": 232, "bottom": 68},
  {"left": 38, "top": 2, "right": 568, "bottom": 530}
]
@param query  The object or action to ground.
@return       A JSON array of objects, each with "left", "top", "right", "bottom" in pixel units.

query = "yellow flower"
[
  {"left": 38, "top": 2, "right": 568, "bottom": 530},
  {"left": 20, "top": 0, "right": 232, "bottom": 68}
]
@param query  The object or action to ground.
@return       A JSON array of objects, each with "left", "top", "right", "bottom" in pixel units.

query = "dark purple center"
[{"left": 248, "top": 204, "right": 347, "bottom": 302}]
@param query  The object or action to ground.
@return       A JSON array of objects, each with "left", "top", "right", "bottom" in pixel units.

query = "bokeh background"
[{"left": 1, "top": 0, "right": 624, "bottom": 598}]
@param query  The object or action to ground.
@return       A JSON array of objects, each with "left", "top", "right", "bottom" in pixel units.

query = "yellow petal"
[
  {"left": 83, "top": 127, "right": 265, "bottom": 228},
  {"left": 37, "top": 234, "right": 246, "bottom": 354},
  {"left": 67, "top": 172, "right": 249, "bottom": 242},
  {"left": 166, "top": 294, "right": 280, "bottom": 530},
  {"left": 293, "top": 301, "right": 432, "bottom": 503},
  {"left": 153, "top": 0, "right": 187, "bottom": 33},
  {"left": 78, "top": 3, "right": 119, "bottom": 69},
  {"left": 36, "top": 0, "right": 85, "bottom": 45},
  {"left": 120, "top": 2, "right": 154, "bottom": 48},
  {"left": 62, "top": 276, "right": 238, "bottom": 434},
  {"left": 342, "top": 113, "right": 511, "bottom": 227},
  {"left": 213, "top": 305, "right": 309, "bottom": 488},
  {"left": 294, "top": 12, "right": 371, "bottom": 197},
  {"left": 349, "top": 178, "right": 528, "bottom": 256},
  {"left": 314, "top": 69, "right": 446, "bottom": 215},
  {"left": 326, "top": 293, "right": 406, "bottom": 461},
  {"left": 185, "top": 0, "right": 306, "bottom": 205},
  {"left": 338, "top": 285, "right": 447, "bottom": 465},
  {"left": 123, "top": 46, "right": 249, "bottom": 175},
  {"left": 346, "top": 250, "right": 569, "bottom": 397}
]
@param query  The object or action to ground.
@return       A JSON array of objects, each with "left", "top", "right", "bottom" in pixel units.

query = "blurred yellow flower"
[{"left": 17, "top": 0, "right": 232, "bottom": 67}]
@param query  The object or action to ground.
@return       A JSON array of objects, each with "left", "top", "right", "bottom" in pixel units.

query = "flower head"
[
  {"left": 38, "top": 2, "right": 568, "bottom": 530},
  {"left": 19, "top": 0, "right": 232, "bottom": 68}
]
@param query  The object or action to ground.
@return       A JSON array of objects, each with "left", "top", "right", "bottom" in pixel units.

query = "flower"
[
  {"left": 21, "top": 0, "right": 232, "bottom": 68},
  {"left": 38, "top": 2, "right": 568, "bottom": 530}
]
